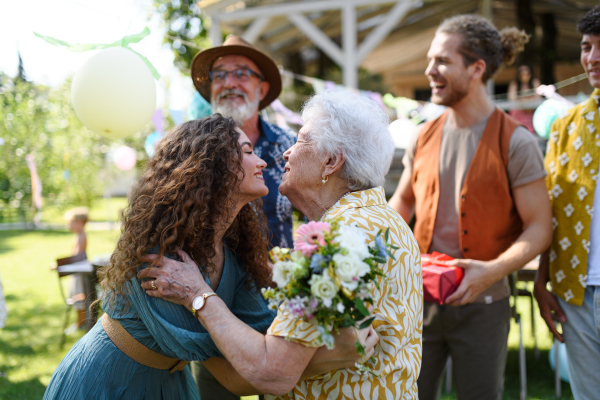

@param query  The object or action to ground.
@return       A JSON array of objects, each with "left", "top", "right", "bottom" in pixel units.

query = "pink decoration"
[
  {"left": 113, "top": 146, "right": 137, "bottom": 170},
  {"left": 294, "top": 221, "right": 331, "bottom": 256}
]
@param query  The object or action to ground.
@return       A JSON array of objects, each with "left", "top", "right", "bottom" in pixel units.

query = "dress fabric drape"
[{"left": 44, "top": 246, "right": 276, "bottom": 400}]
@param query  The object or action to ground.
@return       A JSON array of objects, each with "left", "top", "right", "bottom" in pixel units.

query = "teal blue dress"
[{"left": 43, "top": 247, "right": 275, "bottom": 400}]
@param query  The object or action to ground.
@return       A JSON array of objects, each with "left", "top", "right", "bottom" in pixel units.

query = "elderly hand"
[
  {"left": 137, "top": 250, "right": 211, "bottom": 311},
  {"left": 444, "top": 258, "right": 499, "bottom": 306},
  {"left": 302, "top": 326, "right": 379, "bottom": 380}
]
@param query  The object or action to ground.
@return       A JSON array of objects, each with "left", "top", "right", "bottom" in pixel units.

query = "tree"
[
  {"left": 0, "top": 72, "right": 147, "bottom": 223},
  {"left": 154, "top": 0, "right": 209, "bottom": 73}
]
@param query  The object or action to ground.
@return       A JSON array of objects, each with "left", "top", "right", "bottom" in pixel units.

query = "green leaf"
[
  {"left": 385, "top": 248, "right": 395, "bottom": 260},
  {"left": 374, "top": 280, "right": 381, "bottom": 290},
  {"left": 353, "top": 298, "right": 370, "bottom": 317},
  {"left": 355, "top": 340, "right": 365, "bottom": 355},
  {"left": 358, "top": 316, "right": 375, "bottom": 329},
  {"left": 384, "top": 228, "right": 390, "bottom": 242}
]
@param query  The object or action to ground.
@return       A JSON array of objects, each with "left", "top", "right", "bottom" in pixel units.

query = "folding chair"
[
  {"left": 55, "top": 253, "right": 87, "bottom": 348},
  {"left": 509, "top": 272, "right": 527, "bottom": 400}
]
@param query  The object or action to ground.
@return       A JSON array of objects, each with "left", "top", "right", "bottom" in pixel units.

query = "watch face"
[{"left": 192, "top": 296, "right": 205, "bottom": 310}]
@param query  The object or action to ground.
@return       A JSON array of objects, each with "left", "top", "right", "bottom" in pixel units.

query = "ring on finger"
[{"left": 150, "top": 280, "right": 157, "bottom": 290}]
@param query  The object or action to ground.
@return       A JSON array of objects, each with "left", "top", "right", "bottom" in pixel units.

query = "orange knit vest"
[{"left": 412, "top": 108, "right": 523, "bottom": 261}]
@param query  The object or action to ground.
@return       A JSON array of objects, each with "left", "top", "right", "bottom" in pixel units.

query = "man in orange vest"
[{"left": 389, "top": 14, "right": 552, "bottom": 400}]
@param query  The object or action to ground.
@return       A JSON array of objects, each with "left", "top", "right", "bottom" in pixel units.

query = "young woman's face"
[{"left": 236, "top": 128, "right": 268, "bottom": 201}]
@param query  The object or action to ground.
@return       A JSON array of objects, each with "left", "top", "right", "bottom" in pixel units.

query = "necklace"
[{"left": 320, "top": 191, "right": 354, "bottom": 221}]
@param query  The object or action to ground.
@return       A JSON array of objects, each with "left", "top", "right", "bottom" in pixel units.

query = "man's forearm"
[
  {"left": 490, "top": 221, "right": 552, "bottom": 282},
  {"left": 535, "top": 248, "right": 550, "bottom": 286},
  {"left": 202, "top": 358, "right": 262, "bottom": 396}
]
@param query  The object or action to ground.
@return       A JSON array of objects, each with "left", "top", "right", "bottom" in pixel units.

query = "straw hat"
[{"left": 191, "top": 36, "right": 281, "bottom": 110}]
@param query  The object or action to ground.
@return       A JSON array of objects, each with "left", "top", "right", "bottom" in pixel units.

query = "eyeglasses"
[{"left": 208, "top": 68, "right": 263, "bottom": 83}]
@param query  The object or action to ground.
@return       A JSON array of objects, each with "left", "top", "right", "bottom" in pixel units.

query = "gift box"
[{"left": 421, "top": 252, "right": 464, "bottom": 304}]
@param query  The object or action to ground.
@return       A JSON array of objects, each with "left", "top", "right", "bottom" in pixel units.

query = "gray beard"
[{"left": 211, "top": 88, "right": 261, "bottom": 123}]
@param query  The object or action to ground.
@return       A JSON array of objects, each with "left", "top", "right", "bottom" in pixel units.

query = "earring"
[{"left": 321, "top": 176, "right": 328, "bottom": 184}]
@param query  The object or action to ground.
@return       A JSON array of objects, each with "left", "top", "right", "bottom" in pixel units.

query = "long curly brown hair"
[{"left": 99, "top": 114, "right": 271, "bottom": 308}]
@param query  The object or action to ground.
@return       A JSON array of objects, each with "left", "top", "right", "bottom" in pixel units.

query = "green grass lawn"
[
  {"left": 0, "top": 230, "right": 573, "bottom": 399},
  {"left": 0, "top": 229, "right": 119, "bottom": 399}
]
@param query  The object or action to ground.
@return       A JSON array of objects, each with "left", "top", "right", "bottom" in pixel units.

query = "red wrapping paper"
[{"left": 421, "top": 252, "right": 464, "bottom": 304}]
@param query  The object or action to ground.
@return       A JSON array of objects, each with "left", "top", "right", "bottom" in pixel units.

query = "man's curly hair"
[
  {"left": 438, "top": 14, "right": 529, "bottom": 82},
  {"left": 577, "top": 5, "right": 600, "bottom": 35},
  {"left": 99, "top": 114, "right": 271, "bottom": 309}
]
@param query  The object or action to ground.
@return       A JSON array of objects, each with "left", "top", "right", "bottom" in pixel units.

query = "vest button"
[
  {"left": 461, "top": 212, "right": 465, "bottom": 217},
  {"left": 463, "top": 230, "right": 467, "bottom": 235},
  {"left": 463, "top": 248, "right": 469, "bottom": 252}
]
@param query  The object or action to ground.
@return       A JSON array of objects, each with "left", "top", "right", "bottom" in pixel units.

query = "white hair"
[{"left": 301, "top": 91, "right": 394, "bottom": 191}]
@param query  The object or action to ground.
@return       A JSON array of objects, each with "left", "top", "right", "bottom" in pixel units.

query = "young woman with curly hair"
[{"left": 44, "top": 114, "right": 371, "bottom": 400}]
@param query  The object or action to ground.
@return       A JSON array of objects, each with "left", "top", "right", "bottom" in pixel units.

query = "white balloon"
[
  {"left": 71, "top": 47, "right": 156, "bottom": 139},
  {"left": 388, "top": 119, "right": 419, "bottom": 149}
]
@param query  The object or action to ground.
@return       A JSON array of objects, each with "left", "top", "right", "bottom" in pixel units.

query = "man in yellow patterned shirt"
[{"left": 535, "top": 6, "right": 600, "bottom": 400}]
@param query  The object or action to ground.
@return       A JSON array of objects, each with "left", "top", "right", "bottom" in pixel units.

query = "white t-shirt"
[{"left": 586, "top": 176, "right": 600, "bottom": 286}]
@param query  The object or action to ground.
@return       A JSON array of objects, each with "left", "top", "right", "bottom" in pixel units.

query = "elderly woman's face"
[{"left": 279, "top": 122, "right": 326, "bottom": 201}]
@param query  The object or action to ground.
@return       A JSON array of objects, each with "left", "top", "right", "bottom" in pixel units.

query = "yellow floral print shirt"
[
  {"left": 545, "top": 89, "right": 600, "bottom": 305},
  {"left": 266, "top": 187, "right": 423, "bottom": 400}
]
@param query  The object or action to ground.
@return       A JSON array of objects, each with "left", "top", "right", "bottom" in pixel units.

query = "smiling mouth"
[
  {"left": 221, "top": 94, "right": 244, "bottom": 100},
  {"left": 430, "top": 82, "right": 446, "bottom": 92}
]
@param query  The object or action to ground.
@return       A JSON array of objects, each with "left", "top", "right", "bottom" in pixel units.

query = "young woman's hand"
[{"left": 138, "top": 250, "right": 211, "bottom": 311}]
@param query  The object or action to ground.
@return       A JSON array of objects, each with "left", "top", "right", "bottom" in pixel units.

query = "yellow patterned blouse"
[
  {"left": 545, "top": 89, "right": 600, "bottom": 305},
  {"left": 266, "top": 186, "right": 423, "bottom": 400}
]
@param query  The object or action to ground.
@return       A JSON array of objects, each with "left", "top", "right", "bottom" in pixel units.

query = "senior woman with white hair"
[{"left": 139, "top": 91, "right": 423, "bottom": 399}]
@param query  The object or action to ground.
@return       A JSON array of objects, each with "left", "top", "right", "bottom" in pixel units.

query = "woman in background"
[{"left": 508, "top": 64, "right": 541, "bottom": 132}]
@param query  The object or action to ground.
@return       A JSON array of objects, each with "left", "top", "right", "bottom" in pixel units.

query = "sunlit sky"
[{"left": 0, "top": 0, "right": 194, "bottom": 109}]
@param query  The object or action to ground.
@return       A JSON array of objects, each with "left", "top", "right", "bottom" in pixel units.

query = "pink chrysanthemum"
[{"left": 294, "top": 221, "right": 331, "bottom": 256}]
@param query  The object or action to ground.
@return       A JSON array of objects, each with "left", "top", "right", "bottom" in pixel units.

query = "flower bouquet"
[{"left": 262, "top": 219, "right": 396, "bottom": 375}]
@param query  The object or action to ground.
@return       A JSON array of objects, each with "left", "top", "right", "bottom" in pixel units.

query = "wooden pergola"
[{"left": 198, "top": 0, "right": 597, "bottom": 96}]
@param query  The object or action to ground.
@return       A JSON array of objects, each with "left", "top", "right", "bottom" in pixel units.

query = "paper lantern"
[
  {"left": 549, "top": 341, "right": 570, "bottom": 383},
  {"left": 71, "top": 47, "right": 156, "bottom": 139},
  {"left": 388, "top": 119, "right": 419, "bottom": 149},
  {"left": 533, "top": 99, "right": 569, "bottom": 140},
  {"left": 144, "top": 131, "right": 164, "bottom": 158},
  {"left": 113, "top": 146, "right": 137, "bottom": 170}
]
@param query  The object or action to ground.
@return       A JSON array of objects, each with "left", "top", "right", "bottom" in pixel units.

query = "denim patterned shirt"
[{"left": 254, "top": 117, "right": 296, "bottom": 248}]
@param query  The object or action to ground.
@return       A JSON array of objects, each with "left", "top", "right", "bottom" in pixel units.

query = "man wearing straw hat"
[
  {"left": 189, "top": 35, "right": 296, "bottom": 399},
  {"left": 192, "top": 35, "right": 296, "bottom": 250}
]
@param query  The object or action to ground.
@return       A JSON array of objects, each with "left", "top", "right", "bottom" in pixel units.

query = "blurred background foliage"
[
  {"left": 153, "top": 0, "right": 210, "bottom": 73},
  {"left": 0, "top": 68, "right": 147, "bottom": 224}
]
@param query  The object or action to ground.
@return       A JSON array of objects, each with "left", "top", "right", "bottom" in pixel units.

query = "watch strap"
[{"left": 192, "top": 292, "right": 218, "bottom": 316}]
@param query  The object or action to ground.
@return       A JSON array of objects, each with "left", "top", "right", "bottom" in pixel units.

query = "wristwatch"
[{"left": 191, "top": 292, "right": 218, "bottom": 316}]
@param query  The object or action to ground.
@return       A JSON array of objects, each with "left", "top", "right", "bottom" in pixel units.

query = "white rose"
[
  {"left": 272, "top": 261, "right": 294, "bottom": 288},
  {"left": 335, "top": 225, "right": 370, "bottom": 259},
  {"left": 336, "top": 302, "right": 345, "bottom": 313},
  {"left": 308, "top": 273, "right": 338, "bottom": 304},
  {"left": 332, "top": 253, "right": 370, "bottom": 291}
]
